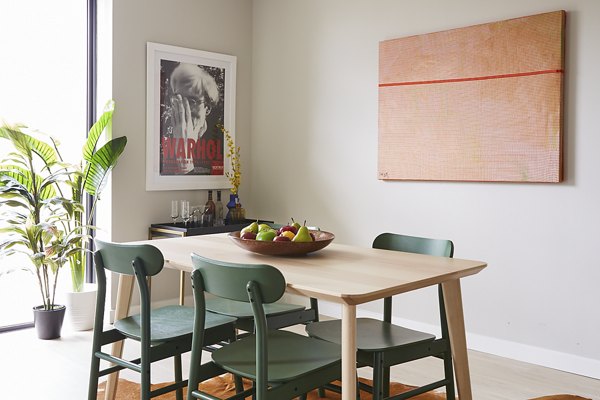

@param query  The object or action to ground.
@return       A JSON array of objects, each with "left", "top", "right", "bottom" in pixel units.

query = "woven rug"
[{"left": 97, "top": 375, "right": 591, "bottom": 399}]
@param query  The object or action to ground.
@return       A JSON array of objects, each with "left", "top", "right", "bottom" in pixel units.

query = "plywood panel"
[{"left": 378, "top": 11, "right": 565, "bottom": 182}]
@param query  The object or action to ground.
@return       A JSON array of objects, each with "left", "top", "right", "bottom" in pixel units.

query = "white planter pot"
[{"left": 64, "top": 283, "right": 97, "bottom": 331}]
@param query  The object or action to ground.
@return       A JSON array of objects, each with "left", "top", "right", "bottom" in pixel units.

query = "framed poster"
[{"left": 146, "top": 42, "right": 236, "bottom": 190}]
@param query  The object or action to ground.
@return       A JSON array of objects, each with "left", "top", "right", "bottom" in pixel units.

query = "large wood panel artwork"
[{"left": 378, "top": 11, "right": 565, "bottom": 182}]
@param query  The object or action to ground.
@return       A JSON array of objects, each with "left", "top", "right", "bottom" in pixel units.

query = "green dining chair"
[
  {"left": 204, "top": 223, "right": 320, "bottom": 335},
  {"left": 187, "top": 253, "right": 342, "bottom": 400},
  {"left": 87, "top": 240, "right": 237, "bottom": 400},
  {"left": 305, "top": 233, "right": 456, "bottom": 400}
]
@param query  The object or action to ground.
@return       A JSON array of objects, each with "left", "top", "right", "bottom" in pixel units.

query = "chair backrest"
[
  {"left": 94, "top": 239, "right": 164, "bottom": 277},
  {"left": 372, "top": 233, "right": 454, "bottom": 258},
  {"left": 190, "top": 253, "right": 285, "bottom": 304},
  {"left": 190, "top": 254, "right": 290, "bottom": 397},
  {"left": 92, "top": 240, "right": 165, "bottom": 342},
  {"left": 372, "top": 233, "right": 454, "bottom": 325}
]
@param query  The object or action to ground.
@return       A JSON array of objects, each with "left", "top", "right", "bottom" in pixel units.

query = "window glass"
[{"left": 0, "top": 1, "right": 87, "bottom": 328}]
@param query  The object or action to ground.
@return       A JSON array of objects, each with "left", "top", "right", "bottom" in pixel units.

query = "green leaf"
[
  {"left": 0, "top": 125, "right": 57, "bottom": 165},
  {"left": 0, "top": 198, "right": 28, "bottom": 209},
  {"left": 83, "top": 100, "right": 114, "bottom": 163},
  {"left": 0, "top": 176, "right": 35, "bottom": 206},
  {"left": 0, "top": 225, "right": 27, "bottom": 236},
  {"left": 84, "top": 136, "right": 127, "bottom": 196},
  {"left": 0, "top": 237, "right": 30, "bottom": 249}
]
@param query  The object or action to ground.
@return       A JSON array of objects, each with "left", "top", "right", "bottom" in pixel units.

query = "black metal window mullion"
[{"left": 85, "top": 0, "right": 97, "bottom": 283}]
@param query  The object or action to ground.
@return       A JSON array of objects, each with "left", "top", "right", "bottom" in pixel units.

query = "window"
[{"left": 0, "top": 1, "right": 89, "bottom": 330}]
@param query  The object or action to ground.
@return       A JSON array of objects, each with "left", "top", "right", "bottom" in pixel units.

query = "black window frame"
[{"left": 86, "top": 0, "right": 98, "bottom": 283}]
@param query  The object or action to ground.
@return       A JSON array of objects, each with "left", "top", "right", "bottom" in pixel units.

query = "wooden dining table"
[{"left": 104, "top": 232, "right": 486, "bottom": 400}]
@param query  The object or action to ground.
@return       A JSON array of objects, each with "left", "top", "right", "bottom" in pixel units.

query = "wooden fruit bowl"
[{"left": 228, "top": 230, "right": 335, "bottom": 256}]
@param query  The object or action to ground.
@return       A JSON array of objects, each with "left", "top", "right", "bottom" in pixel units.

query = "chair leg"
[
  {"left": 174, "top": 354, "right": 183, "bottom": 400},
  {"left": 88, "top": 353, "right": 101, "bottom": 400},
  {"left": 141, "top": 353, "right": 151, "bottom": 400},
  {"left": 443, "top": 350, "right": 455, "bottom": 400},
  {"left": 234, "top": 373, "right": 244, "bottom": 393},
  {"left": 372, "top": 353, "right": 384, "bottom": 400},
  {"left": 187, "top": 335, "right": 202, "bottom": 400},
  {"left": 382, "top": 365, "right": 391, "bottom": 399},
  {"left": 318, "top": 387, "right": 326, "bottom": 397}
]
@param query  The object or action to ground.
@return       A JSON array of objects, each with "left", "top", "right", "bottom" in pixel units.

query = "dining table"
[{"left": 104, "top": 232, "right": 486, "bottom": 400}]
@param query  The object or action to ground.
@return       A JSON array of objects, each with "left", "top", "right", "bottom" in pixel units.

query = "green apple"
[{"left": 256, "top": 229, "right": 277, "bottom": 241}]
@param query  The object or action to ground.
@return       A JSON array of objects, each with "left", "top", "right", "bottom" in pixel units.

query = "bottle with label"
[
  {"left": 204, "top": 190, "right": 216, "bottom": 227},
  {"left": 215, "top": 190, "right": 224, "bottom": 226}
]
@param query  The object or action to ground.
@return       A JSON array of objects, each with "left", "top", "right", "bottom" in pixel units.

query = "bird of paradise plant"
[{"left": 60, "top": 100, "right": 127, "bottom": 292}]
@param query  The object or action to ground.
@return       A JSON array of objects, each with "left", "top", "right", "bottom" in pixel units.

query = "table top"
[{"left": 137, "top": 233, "right": 486, "bottom": 305}]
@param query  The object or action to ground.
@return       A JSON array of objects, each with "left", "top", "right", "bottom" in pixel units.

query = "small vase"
[
  {"left": 226, "top": 194, "right": 245, "bottom": 224},
  {"left": 33, "top": 304, "right": 66, "bottom": 340}
]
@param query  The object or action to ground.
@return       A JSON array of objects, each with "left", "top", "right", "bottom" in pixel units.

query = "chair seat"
[
  {"left": 212, "top": 330, "right": 341, "bottom": 383},
  {"left": 306, "top": 318, "right": 435, "bottom": 352},
  {"left": 115, "top": 305, "right": 236, "bottom": 343},
  {"left": 206, "top": 296, "right": 305, "bottom": 318}
]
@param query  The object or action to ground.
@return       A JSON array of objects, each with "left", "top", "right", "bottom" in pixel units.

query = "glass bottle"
[
  {"left": 204, "top": 190, "right": 216, "bottom": 227},
  {"left": 215, "top": 190, "right": 224, "bottom": 226}
]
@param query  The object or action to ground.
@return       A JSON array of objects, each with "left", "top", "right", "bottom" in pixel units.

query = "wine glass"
[
  {"left": 170, "top": 200, "right": 179, "bottom": 225},
  {"left": 181, "top": 200, "right": 190, "bottom": 226},
  {"left": 200, "top": 205, "right": 214, "bottom": 227}
]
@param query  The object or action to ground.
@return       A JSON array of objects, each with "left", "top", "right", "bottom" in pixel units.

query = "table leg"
[
  {"left": 341, "top": 303, "right": 357, "bottom": 400},
  {"left": 104, "top": 274, "right": 135, "bottom": 400},
  {"left": 179, "top": 270, "right": 185, "bottom": 305},
  {"left": 441, "top": 279, "right": 472, "bottom": 400}
]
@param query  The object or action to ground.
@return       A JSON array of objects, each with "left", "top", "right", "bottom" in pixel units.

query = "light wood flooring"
[{"left": 0, "top": 323, "right": 598, "bottom": 399}]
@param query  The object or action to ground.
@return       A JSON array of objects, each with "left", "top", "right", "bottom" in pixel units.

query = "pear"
[
  {"left": 258, "top": 223, "right": 272, "bottom": 232},
  {"left": 290, "top": 217, "right": 301, "bottom": 231},
  {"left": 292, "top": 222, "right": 313, "bottom": 242},
  {"left": 241, "top": 220, "right": 259, "bottom": 234}
]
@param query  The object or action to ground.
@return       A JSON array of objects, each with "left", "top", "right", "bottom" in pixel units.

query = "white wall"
[
  {"left": 249, "top": 0, "right": 600, "bottom": 378},
  {"left": 108, "top": 0, "right": 600, "bottom": 378},
  {"left": 108, "top": 0, "right": 253, "bottom": 303}
]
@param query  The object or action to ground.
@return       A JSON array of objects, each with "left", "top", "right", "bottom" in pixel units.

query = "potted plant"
[
  {"left": 0, "top": 100, "right": 127, "bottom": 335},
  {"left": 62, "top": 101, "right": 127, "bottom": 330},
  {"left": 0, "top": 125, "right": 86, "bottom": 339}
]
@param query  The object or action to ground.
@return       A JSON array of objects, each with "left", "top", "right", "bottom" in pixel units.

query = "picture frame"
[
  {"left": 378, "top": 11, "right": 564, "bottom": 183},
  {"left": 146, "top": 42, "right": 237, "bottom": 191}
]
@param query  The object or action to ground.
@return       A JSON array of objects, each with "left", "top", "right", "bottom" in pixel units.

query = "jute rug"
[{"left": 97, "top": 375, "right": 591, "bottom": 399}]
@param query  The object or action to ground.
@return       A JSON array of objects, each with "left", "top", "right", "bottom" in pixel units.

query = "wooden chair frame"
[
  {"left": 88, "top": 240, "right": 236, "bottom": 400},
  {"left": 187, "top": 253, "right": 341, "bottom": 400}
]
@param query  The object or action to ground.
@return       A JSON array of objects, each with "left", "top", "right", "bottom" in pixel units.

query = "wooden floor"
[{"left": 0, "top": 323, "right": 598, "bottom": 400}]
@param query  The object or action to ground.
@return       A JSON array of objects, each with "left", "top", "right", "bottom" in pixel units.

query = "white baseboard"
[{"left": 318, "top": 302, "right": 600, "bottom": 380}]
